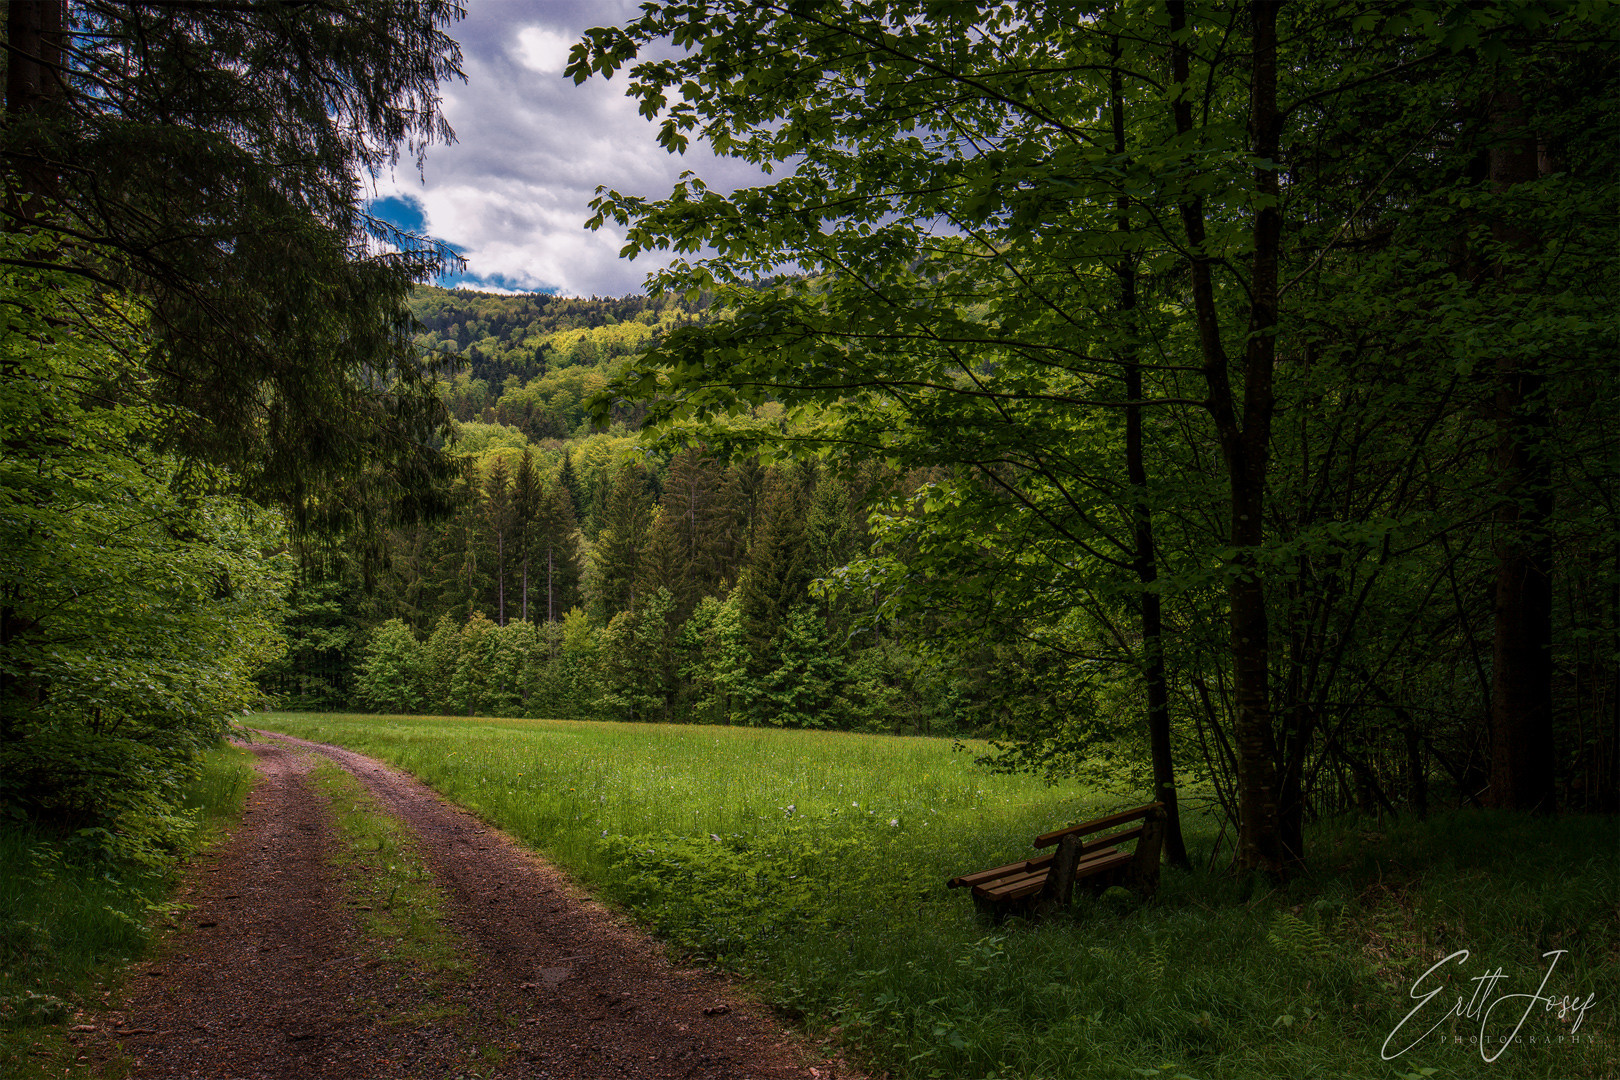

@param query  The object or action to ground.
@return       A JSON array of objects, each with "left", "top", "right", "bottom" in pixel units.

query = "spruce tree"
[
  {"left": 737, "top": 469, "right": 813, "bottom": 660},
  {"left": 511, "top": 449, "right": 542, "bottom": 623},
  {"left": 483, "top": 455, "right": 514, "bottom": 625},
  {"left": 594, "top": 464, "right": 654, "bottom": 619},
  {"left": 559, "top": 450, "right": 585, "bottom": 520},
  {"left": 535, "top": 475, "right": 583, "bottom": 623},
  {"left": 641, "top": 448, "right": 735, "bottom": 618},
  {"left": 2, "top": 1, "right": 465, "bottom": 536}
]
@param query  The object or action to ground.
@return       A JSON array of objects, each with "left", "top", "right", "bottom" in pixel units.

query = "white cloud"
[
  {"left": 370, "top": 0, "right": 771, "bottom": 298},
  {"left": 513, "top": 26, "right": 572, "bottom": 74}
]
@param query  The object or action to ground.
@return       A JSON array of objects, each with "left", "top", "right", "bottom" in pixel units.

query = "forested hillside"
[{"left": 265, "top": 286, "right": 1012, "bottom": 743}]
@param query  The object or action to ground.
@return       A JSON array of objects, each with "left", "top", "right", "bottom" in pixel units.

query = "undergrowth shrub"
[{"left": 0, "top": 742, "right": 252, "bottom": 1072}]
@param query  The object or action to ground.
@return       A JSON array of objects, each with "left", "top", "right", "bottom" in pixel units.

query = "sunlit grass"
[
  {"left": 254, "top": 712, "right": 1143, "bottom": 883},
  {"left": 257, "top": 713, "right": 1617, "bottom": 1080}
]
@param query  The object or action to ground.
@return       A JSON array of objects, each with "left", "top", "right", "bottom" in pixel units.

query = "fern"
[{"left": 1268, "top": 911, "right": 1336, "bottom": 962}]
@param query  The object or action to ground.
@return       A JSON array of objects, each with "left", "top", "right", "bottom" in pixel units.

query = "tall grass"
[
  {"left": 258, "top": 713, "right": 1617, "bottom": 1080},
  {"left": 0, "top": 742, "right": 255, "bottom": 1077}
]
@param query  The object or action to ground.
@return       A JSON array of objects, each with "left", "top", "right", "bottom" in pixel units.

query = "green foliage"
[
  {"left": 746, "top": 605, "right": 847, "bottom": 728},
  {"left": 447, "top": 611, "right": 497, "bottom": 717},
  {"left": 0, "top": 248, "right": 290, "bottom": 858},
  {"left": 356, "top": 618, "right": 428, "bottom": 714},
  {"left": 482, "top": 621, "right": 541, "bottom": 718},
  {"left": 420, "top": 614, "right": 462, "bottom": 714},
  {"left": 595, "top": 587, "right": 681, "bottom": 722},
  {"left": 678, "top": 594, "right": 751, "bottom": 725},
  {"left": 0, "top": 743, "right": 253, "bottom": 1077},
  {"left": 256, "top": 574, "right": 366, "bottom": 708}
]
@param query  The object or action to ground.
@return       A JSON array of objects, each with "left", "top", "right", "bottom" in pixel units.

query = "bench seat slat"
[
  {"left": 1033, "top": 802, "right": 1163, "bottom": 849},
  {"left": 947, "top": 825, "right": 1149, "bottom": 890},
  {"left": 973, "top": 868, "right": 1049, "bottom": 900},
  {"left": 971, "top": 847, "right": 1127, "bottom": 902},
  {"left": 947, "top": 852, "right": 1055, "bottom": 890}
]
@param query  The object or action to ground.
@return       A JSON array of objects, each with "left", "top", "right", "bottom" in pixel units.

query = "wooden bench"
[{"left": 946, "top": 803, "right": 1167, "bottom": 921}]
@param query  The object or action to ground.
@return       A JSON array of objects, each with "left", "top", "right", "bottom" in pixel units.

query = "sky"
[{"left": 367, "top": 0, "right": 762, "bottom": 299}]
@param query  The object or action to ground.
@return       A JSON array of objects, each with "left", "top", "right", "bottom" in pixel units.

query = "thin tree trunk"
[
  {"left": 496, "top": 533, "right": 505, "bottom": 626},
  {"left": 1112, "top": 40, "right": 1189, "bottom": 869}
]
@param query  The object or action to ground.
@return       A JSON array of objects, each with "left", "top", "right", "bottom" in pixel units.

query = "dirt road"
[{"left": 93, "top": 735, "right": 856, "bottom": 1080}]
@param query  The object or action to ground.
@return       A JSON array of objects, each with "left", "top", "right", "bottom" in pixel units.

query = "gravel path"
[{"left": 89, "top": 736, "right": 858, "bottom": 1080}]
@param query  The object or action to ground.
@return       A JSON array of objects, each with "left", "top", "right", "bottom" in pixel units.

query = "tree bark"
[
  {"left": 1485, "top": 87, "right": 1556, "bottom": 812},
  {"left": 1168, "top": 1, "right": 1287, "bottom": 874},
  {"left": 1169, "top": 0, "right": 1286, "bottom": 875},
  {"left": 1112, "top": 39, "right": 1189, "bottom": 869}
]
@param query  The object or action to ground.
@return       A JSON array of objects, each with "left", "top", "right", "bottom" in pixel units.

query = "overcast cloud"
[{"left": 368, "top": 0, "right": 764, "bottom": 298}]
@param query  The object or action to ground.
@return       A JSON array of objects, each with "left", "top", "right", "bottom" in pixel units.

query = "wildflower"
[{"left": 889, "top": 819, "right": 899, "bottom": 828}]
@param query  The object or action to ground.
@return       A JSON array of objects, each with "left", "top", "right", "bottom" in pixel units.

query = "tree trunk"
[
  {"left": 495, "top": 533, "right": 505, "bottom": 625},
  {"left": 1112, "top": 40, "right": 1189, "bottom": 869},
  {"left": 1170, "top": 0, "right": 1286, "bottom": 875},
  {"left": 1485, "top": 87, "right": 1556, "bottom": 812}
]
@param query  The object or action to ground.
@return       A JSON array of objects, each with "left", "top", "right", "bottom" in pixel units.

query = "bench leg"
[
  {"left": 1034, "top": 833, "right": 1084, "bottom": 917},
  {"left": 1124, "top": 807, "right": 1167, "bottom": 897}
]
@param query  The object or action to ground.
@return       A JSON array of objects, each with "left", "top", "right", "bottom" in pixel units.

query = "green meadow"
[{"left": 256, "top": 713, "right": 1615, "bottom": 1080}]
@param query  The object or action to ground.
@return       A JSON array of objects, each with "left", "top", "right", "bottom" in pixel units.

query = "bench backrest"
[{"left": 1032, "top": 802, "right": 1164, "bottom": 849}]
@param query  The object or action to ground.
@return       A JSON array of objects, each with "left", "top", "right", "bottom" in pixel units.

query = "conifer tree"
[
  {"left": 559, "top": 450, "right": 585, "bottom": 524},
  {"left": 594, "top": 464, "right": 655, "bottom": 618},
  {"left": 483, "top": 455, "right": 514, "bottom": 625},
  {"left": 638, "top": 506, "right": 692, "bottom": 616},
  {"left": 641, "top": 448, "right": 738, "bottom": 617},
  {"left": 737, "top": 469, "right": 813, "bottom": 659},
  {"left": 534, "top": 475, "right": 583, "bottom": 623},
  {"left": 511, "top": 449, "right": 542, "bottom": 623},
  {"left": 2, "top": 0, "right": 465, "bottom": 535}
]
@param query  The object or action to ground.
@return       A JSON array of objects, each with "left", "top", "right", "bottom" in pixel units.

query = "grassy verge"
[
  {"left": 0, "top": 741, "right": 256, "bottom": 1079},
  {"left": 258, "top": 712, "right": 1617, "bottom": 1080}
]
